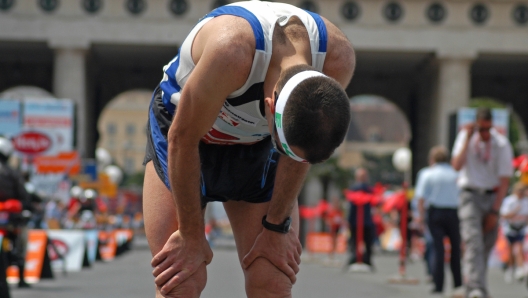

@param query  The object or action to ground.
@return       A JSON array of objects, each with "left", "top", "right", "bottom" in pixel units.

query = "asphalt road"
[{"left": 9, "top": 236, "right": 528, "bottom": 298}]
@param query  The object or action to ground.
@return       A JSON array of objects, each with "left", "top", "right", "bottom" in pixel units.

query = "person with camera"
[{"left": 451, "top": 107, "right": 514, "bottom": 298}]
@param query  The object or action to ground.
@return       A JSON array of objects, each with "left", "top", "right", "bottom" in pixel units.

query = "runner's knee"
[{"left": 244, "top": 257, "right": 292, "bottom": 298}]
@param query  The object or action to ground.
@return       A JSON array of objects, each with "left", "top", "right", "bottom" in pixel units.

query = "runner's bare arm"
[
  {"left": 242, "top": 21, "right": 355, "bottom": 283},
  {"left": 168, "top": 17, "right": 254, "bottom": 236},
  {"left": 264, "top": 19, "right": 355, "bottom": 224},
  {"left": 321, "top": 17, "right": 356, "bottom": 89},
  {"left": 266, "top": 159, "right": 310, "bottom": 225},
  {"left": 150, "top": 16, "right": 255, "bottom": 295},
  {"left": 241, "top": 157, "right": 308, "bottom": 284}
]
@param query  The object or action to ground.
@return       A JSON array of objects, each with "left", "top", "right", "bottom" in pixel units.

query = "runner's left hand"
[{"left": 242, "top": 227, "right": 302, "bottom": 284}]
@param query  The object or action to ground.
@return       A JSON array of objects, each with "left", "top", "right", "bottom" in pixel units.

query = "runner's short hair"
[
  {"left": 476, "top": 107, "right": 492, "bottom": 121},
  {"left": 277, "top": 65, "right": 351, "bottom": 163}
]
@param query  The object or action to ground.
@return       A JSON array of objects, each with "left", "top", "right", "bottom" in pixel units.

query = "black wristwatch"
[{"left": 262, "top": 215, "right": 292, "bottom": 234}]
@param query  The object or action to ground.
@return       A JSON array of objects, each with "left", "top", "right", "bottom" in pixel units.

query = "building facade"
[
  {"left": 97, "top": 90, "right": 150, "bottom": 174},
  {"left": 1, "top": 0, "right": 527, "bottom": 172}
]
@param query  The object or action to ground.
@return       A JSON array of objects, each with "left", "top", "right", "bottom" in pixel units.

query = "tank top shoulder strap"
[{"left": 301, "top": 10, "right": 327, "bottom": 71}]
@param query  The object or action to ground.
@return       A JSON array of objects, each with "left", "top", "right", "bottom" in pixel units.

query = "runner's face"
[
  {"left": 476, "top": 119, "right": 492, "bottom": 141},
  {"left": 267, "top": 87, "right": 309, "bottom": 162}
]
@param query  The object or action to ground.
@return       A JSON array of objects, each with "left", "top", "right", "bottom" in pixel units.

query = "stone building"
[{"left": 1, "top": 0, "right": 527, "bottom": 173}]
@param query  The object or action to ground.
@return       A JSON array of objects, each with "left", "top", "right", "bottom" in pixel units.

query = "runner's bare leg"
[
  {"left": 143, "top": 162, "right": 207, "bottom": 298},
  {"left": 223, "top": 200, "right": 300, "bottom": 298}
]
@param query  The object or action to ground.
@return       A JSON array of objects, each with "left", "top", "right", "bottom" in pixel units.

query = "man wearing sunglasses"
[
  {"left": 451, "top": 107, "right": 514, "bottom": 298},
  {"left": 142, "top": 2, "right": 354, "bottom": 297}
]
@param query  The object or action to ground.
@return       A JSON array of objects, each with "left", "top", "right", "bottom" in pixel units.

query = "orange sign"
[
  {"left": 306, "top": 232, "right": 347, "bottom": 253},
  {"left": 7, "top": 230, "right": 48, "bottom": 284},
  {"left": 34, "top": 151, "right": 81, "bottom": 175},
  {"left": 98, "top": 230, "right": 117, "bottom": 261}
]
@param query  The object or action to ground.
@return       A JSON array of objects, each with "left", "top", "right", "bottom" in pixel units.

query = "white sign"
[
  {"left": 47, "top": 230, "right": 86, "bottom": 272},
  {"left": 23, "top": 99, "right": 74, "bottom": 155}
]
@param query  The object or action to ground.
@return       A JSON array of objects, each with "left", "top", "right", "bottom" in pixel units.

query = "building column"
[
  {"left": 434, "top": 50, "right": 477, "bottom": 147},
  {"left": 51, "top": 44, "right": 89, "bottom": 157}
]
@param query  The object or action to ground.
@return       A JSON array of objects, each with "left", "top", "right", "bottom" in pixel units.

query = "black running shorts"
[{"left": 143, "top": 86, "right": 279, "bottom": 208}]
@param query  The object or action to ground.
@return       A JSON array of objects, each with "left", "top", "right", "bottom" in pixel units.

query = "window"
[
  {"left": 124, "top": 158, "right": 135, "bottom": 174},
  {"left": 126, "top": 124, "right": 136, "bottom": 136},
  {"left": 107, "top": 123, "right": 117, "bottom": 135}
]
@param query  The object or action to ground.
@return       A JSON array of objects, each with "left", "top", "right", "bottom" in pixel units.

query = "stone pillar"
[
  {"left": 50, "top": 42, "right": 89, "bottom": 157},
  {"left": 434, "top": 50, "right": 477, "bottom": 147}
]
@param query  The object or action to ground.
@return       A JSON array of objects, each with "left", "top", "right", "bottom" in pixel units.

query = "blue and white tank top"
[{"left": 159, "top": 1, "right": 327, "bottom": 145}]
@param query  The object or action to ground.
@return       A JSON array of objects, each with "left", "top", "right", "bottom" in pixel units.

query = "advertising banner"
[
  {"left": 0, "top": 100, "right": 21, "bottom": 137},
  {"left": 457, "top": 108, "right": 509, "bottom": 136},
  {"left": 98, "top": 230, "right": 117, "bottom": 262},
  {"left": 47, "top": 230, "right": 85, "bottom": 272},
  {"left": 6, "top": 229, "right": 49, "bottom": 284},
  {"left": 11, "top": 129, "right": 54, "bottom": 156},
  {"left": 23, "top": 99, "right": 74, "bottom": 155},
  {"left": 34, "top": 151, "right": 81, "bottom": 175}
]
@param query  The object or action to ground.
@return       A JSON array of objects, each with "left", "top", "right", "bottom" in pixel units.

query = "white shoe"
[
  {"left": 451, "top": 286, "right": 465, "bottom": 298},
  {"left": 514, "top": 267, "right": 526, "bottom": 281},
  {"left": 504, "top": 268, "right": 514, "bottom": 284},
  {"left": 348, "top": 263, "right": 372, "bottom": 273},
  {"left": 468, "top": 289, "right": 484, "bottom": 298}
]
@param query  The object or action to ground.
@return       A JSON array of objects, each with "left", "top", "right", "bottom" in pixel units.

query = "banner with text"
[{"left": 23, "top": 98, "right": 74, "bottom": 156}]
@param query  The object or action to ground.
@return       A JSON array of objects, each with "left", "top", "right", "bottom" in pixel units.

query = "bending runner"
[{"left": 143, "top": 1, "right": 355, "bottom": 297}]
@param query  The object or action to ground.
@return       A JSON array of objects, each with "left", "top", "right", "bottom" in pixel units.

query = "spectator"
[
  {"left": 0, "top": 136, "right": 32, "bottom": 289},
  {"left": 451, "top": 107, "right": 514, "bottom": 298},
  {"left": 500, "top": 182, "right": 528, "bottom": 283},
  {"left": 347, "top": 168, "right": 375, "bottom": 270},
  {"left": 413, "top": 159, "right": 435, "bottom": 283},
  {"left": 45, "top": 198, "right": 66, "bottom": 229},
  {"left": 416, "top": 146, "right": 463, "bottom": 296}
]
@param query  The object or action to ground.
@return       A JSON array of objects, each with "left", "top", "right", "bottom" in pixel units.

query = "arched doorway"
[
  {"left": 97, "top": 90, "right": 151, "bottom": 176},
  {"left": 340, "top": 94, "right": 412, "bottom": 185},
  {"left": 0, "top": 85, "right": 56, "bottom": 100}
]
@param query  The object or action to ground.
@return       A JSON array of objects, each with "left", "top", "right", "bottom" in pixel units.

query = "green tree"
[{"left": 122, "top": 171, "right": 145, "bottom": 187}]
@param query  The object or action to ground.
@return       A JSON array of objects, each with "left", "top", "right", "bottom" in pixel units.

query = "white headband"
[{"left": 275, "top": 70, "right": 328, "bottom": 163}]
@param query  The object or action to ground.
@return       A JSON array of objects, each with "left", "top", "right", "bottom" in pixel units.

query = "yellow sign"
[
  {"left": 79, "top": 173, "right": 117, "bottom": 198},
  {"left": 521, "top": 173, "right": 528, "bottom": 185}
]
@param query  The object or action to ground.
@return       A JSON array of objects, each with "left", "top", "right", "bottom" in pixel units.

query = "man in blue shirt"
[{"left": 416, "top": 146, "right": 462, "bottom": 296}]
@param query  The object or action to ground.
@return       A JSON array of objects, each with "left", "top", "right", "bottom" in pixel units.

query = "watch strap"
[{"left": 262, "top": 215, "right": 291, "bottom": 234}]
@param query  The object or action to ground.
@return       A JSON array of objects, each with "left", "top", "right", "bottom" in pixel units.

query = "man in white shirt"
[{"left": 451, "top": 107, "right": 514, "bottom": 298}]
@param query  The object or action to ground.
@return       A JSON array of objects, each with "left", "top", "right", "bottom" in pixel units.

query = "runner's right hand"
[
  {"left": 151, "top": 230, "right": 213, "bottom": 296},
  {"left": 464, "top": 123, "right": 475, "bottom": 141}
]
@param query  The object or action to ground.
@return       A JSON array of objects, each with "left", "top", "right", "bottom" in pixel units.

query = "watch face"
[{"left": 284, "top": 217, "right": 292, "bottom": 232}]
